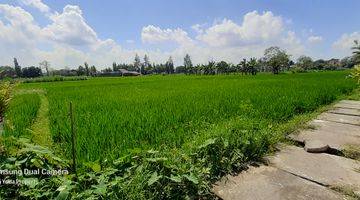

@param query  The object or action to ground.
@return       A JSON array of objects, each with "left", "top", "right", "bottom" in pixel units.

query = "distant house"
[
  {"left": 119, "top": 69, "right": 141, "bottom": 76},
  {"left": 96, "top": 69, "right": 141, "bottom": 77}
]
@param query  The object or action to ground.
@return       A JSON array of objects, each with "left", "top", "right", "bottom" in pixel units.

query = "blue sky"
[{"left": 0, "top": 0, "right": 359, "bottom": 68}]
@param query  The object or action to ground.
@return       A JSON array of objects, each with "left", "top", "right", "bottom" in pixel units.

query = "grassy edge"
[{"left": 29, "top": 91, "right": 52, "bottom": 147}]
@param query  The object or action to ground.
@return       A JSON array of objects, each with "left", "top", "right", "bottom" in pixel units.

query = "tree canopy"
[
  {"left": 263, "top": 46, "right": 290, "bottom": 74},
  {"left": 352, "top": 40, "right": 360, "bottom": 64}
]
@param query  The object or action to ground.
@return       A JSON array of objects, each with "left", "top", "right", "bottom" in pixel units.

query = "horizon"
[{"left": 1, "top": 0, "right": 360, "bottom": 69}]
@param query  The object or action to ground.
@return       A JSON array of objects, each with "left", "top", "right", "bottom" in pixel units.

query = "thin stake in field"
[{"left": 69, "top": 102, "right": 77, "bottom": 178}]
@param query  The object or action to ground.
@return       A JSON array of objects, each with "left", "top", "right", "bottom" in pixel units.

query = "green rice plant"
[
  {"left": 21, "top": 76, "right": 88, "bottom": 84},
  {"left": 3, "top": 93, "right": 41, "bottom": 138},
  {"left": 16, "top": 71, "right": 356, "bottom": 162},
  {"left": 0, "top": 81, "right": 12, "bottom": 118}
]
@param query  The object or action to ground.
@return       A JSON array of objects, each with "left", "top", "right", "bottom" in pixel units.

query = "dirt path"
[{"left": 213, "top": 100, "right": 360, "bottom": 200}]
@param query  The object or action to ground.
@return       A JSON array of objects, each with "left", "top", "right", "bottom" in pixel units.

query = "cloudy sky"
[{"left": 0, "top": 0, "right": 360, "bottom": 69}]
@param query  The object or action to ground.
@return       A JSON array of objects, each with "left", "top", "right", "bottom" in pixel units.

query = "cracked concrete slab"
[
  {"left": 318, "top": 112, "right": 360, "bottom": 126},
  {"left": 212, "top": 166, "right": 344, "bottom": 200},
  {"left": 334, "top": 101, "right": 360, "bottom": 110},
  {"left": 269, "top": 146, "right": 360, "bottom": 191},
  {"left": 328, "top": 107, "right": 360, "bottom": 116},
  {"left": 339, "top": 100, "right": 360, "bottom": 105},
  {"left": 212, "top": 100, "right": 360, "bottom": 199},
  {"left": 289, "top": 120, "right": 360, "bottom": 151}
]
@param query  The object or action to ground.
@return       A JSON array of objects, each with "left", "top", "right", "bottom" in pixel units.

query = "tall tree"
[
  {"left": 296, "top": 56, "right": 313, "bottom": 71},
  {"left": 144, "top": 55, "right": 150, "bottom": 67},
  {"left": 183, "top": 54, "right": 193, "bottom": 74},
  {"left": 22, "top": 66, "right": 42, "bottom": 78},
  {"left": 14, "top": 58, "right": 22, "bottom": 77},
  {"left": 216, "top": 61, "right": 229, "bottom": 74},
  {"left": 352, "top": 40, "right": 360, "bottom": 64},
  {"left": 142, "top": 55, "right": 150, "bottom": 74},
  {"left": 134, "top": 54, "right": 141, "bottom": 72},
  {"left": 77, "top": 65, "right": 86, "bottom": 76},
  {"left": 263, "top": 46, "right": 290, "bottom": 74},
  {"left": 39, "top": 60, "right": 50, "bottom": 76},
  {"left": 112, "top": 62, "right": 118, "bottom": 71},
  {"left": 166, "top": 56, "right": 174, "bottom": 74},
  {"left": 248, "top": 58, "right": 258, "bottom": 75},
  {"left": 90, "top": 65, "right": 97, "bottom": 76},
  {"left": 84, "top": 62, "right": 90, "bottom": 76},
  {"left": 240, "top": 59, "right": 248, "bottom": 75}
]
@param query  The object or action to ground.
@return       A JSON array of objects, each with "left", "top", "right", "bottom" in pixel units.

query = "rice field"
[
  {"left": 5, "top": 71, "right": 356, "bottom": 162},
  {"left": 4, "top": 93, "right": 40, "bottom": 138}
]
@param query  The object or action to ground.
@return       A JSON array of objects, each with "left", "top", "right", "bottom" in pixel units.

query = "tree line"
[{"left": 1, "top": 43, "right": 359, "bottom": 79}]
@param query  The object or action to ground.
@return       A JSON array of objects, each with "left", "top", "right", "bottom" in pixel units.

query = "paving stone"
[
  {"left": 334, "top": 101, "right": 360, "bottom": 110},
  {"left": 304, "top": 140, "right": 329, "bottom": 153},
  {"left": 213, "top": 166, "right": 344, "bottom": 200},
  {"left": 318, "top": 112, "right": 360, "bottom": 126},
  {"left": 269, "top": 146, "right": 360, "bottom": 191},
  {"left": 328, "top": 107, "right": 360, "bottom": 116},
  {"left": 289, "top": 120, "right": 360, "bottom": 151},
  {"left": 339, "top": 100, "right": 360, "bottom": 105}
]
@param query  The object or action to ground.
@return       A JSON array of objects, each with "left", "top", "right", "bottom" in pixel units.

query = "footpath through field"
[
  {"left": 16, "top": 89, "right": 52, "bottom": 147},
  {"left": 213, "top": 100, "right": 360, "bottom": 200}
]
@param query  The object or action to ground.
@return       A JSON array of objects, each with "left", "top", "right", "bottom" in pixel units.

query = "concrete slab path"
[
  {"left": 213, "top": 166, "right": 344, "bottom": 200},
  {"left": 213, "top": 100, "right": 360, "bottom": 200}
]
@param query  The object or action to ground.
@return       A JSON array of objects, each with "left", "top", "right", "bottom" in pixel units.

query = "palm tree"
[
  {"left": 240, "top": 59, "right": 247, "bottom": 75},
  {"left": 352, "top": 40, "right": 360, "bottom": 64},
  {"left": 248, "top": 58, "right": 258, "bottom": 75}
]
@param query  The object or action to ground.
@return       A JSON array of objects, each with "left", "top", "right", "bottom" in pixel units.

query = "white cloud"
[
  {"left": 19, "top": 0, "right": 50, "bottom": 13},
  {"left": 307, "top": 35, "right": 323, "bottom": 44},
  {"left": 0, "top": 4, "right": 44, "bottom": 65},
  {"left": 191, "top": 24, "right": 205, "bottom": 34},
  {"left": 43, "top": 5, "right": 100, "bottom": 47},
  {"left": 141, "top": 25, "right": 193, "bottom": 46},
  {"left": 196, "top": 11, "right": 284, "bottom": 47},
  {"left": 333, "top": 32, "right": 360, "bottom": 50}
]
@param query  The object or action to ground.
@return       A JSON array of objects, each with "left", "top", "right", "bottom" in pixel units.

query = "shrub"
[
  {"left": 0, "top": 81, "right": 12, "bottom": 119},
  {"left": 350, "top": 64, "right": 360, "bottom": 84}
]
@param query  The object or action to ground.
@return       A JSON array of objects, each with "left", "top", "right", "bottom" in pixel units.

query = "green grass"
[
  {"left": 3, "top": 93, "right": 40, "bottom": 138},
  {"left": 21, "top": 76, "right": 88, "bottom": 83},
  {"left": 14, "top": 71, "right": 356, "bottom": 162}
]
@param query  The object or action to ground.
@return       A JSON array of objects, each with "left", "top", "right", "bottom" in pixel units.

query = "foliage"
[
  {"left": 0, "top": 137, "right": 69, "bottom": 199},
  {"left": 263, "top": 46, "right": 290, "bottom": 74},
  {"left": 39, "top": 60, "right": 50, "bottom": 76},
  {"left": 21, "top": 66, "right": 42, "bottom": 78},
  {"left": 165, "top": 56, "right": 175, "bottom": 74},
  {"left": 184, "top": 54, "right": 193, "bottom": 75},
  {"left": 134, "top": 54, "right": 141, "bottom": 72},
  {"left": 14, "top": 58, "right": 22, "bottom": 78},
  {"left": 290, "top": 66, "right": 307, "bottom": 73},
  {"left": 350, "top": 64, "right": 360, "bottom": 84},
  {"left": 0, "top": 81, "right": 12, "bottom": 118},
  {"left": 21, "top": 76, "right": 88, "bottom": 83},
  {"left": 352, "top": 40, "right": 360, "bottom": 64},
  {"left": 0, "top": 66, "right": 16, "bottom": 79},
  {"left": 296, "top": 55, "right": 313, "bottom": 70}
]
